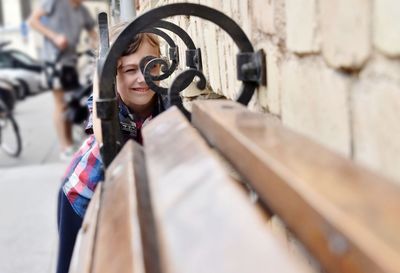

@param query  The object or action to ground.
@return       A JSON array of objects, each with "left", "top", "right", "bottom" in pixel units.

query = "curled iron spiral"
[
  {"left": 168, "top": 68, "right": 207, "bottom": 119},
  {"left": 139, "top": 56, "right": 170, "bottom": 95}
]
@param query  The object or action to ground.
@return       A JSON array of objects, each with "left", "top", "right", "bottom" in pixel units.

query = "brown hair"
[{"left": 109, "top": 21, "right": 161, "bottom": 57}]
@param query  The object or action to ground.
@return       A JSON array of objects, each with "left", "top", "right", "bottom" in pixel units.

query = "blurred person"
[
  {"left": 56, "top": 22, "right": 165, "bottom": 273},
  {"left": 28, "top": 0, "right": 97, "bottom": 160}
]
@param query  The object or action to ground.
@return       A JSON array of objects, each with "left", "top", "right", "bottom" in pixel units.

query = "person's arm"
[
  {"left": 27, "top": 7, "right": 68, "bottom": 50},
  {"left": 87, "top": 28, "right": 98, "bottom": 51}
]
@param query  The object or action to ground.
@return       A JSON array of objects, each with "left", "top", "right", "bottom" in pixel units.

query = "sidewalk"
[
  {"left": 0, "top": 164, "right": 65, "bottom": 273},
  {"left": 0, "top": 92, "right": 83, "bottom": 273},
  {"left": 0, "top": 91, "right": 72, "bottom": 167}
]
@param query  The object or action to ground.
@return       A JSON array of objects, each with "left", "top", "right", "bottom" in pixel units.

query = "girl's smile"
[{"left": 116, "top": 39, "right": 160, "bottom": 114}]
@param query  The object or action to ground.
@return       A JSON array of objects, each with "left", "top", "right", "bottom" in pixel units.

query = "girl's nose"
[{"left": 137, "top": 70, "right": 145, "bottom": 83}]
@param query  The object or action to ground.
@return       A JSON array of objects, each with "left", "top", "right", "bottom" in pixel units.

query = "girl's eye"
[{"left": 124, "top": 68, "right": 138, "bottom": 73}]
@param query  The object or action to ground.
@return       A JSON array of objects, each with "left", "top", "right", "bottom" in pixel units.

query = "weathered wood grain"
[
  {"left": 90, "top": 141, "right": 146, "bottom": 273},
  {"left": 143, "top": 106, "right": 311, "bottom": 273},
  {"left": 69, "top": 183, "right": 102, "bottom": 273},
  {"left": 192, "top": 100, "right": 400, "bottom": 273}
]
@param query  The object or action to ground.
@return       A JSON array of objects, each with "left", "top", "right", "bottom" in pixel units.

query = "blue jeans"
[{"left": 56, "top": 188, "right": 83, "bottom": 273}]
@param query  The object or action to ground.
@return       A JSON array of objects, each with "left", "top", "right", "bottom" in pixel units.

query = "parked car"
[{"left": 0, "top": 43, "right": 47, "bottom": 98}]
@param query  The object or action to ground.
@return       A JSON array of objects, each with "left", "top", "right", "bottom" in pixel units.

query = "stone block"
[
  {"left": 320, "top": 0, "right": 371, "bottom": 69},
  {"left": 373, "top": 0, "right": 400, "bottom": 57},
  {"left": 177, "top": 16, "right": 187, "bottom": 70},
  {"left": 281, "top": 56, "right": 351, "bottom": 156},
  {"left": 232, "top": 0, "right": 251, "bottom": 42},
  {"left": 194, "top": 17, "right": 207, "bottom": 73},
  {"left": 266, "top": 42, "right": 282, "bottom": 116},
  {"left": 217, "top": 30, "right": 229, "bottom": 96},
  {"left": 186, "top": 18, "right": 196, "bottom": 40},
  {"left": 252, "top": 40, "right": 282, "bottom": 115},
  {"left": 352, "top": 57, "right": 400, "bottom": 184},
  {"left": 221, "top": 0, "right": 233, "bottom": 18},
  {"left": 286, "top": 0, "right": 319, "bottom": 54},
  {"left": 230, "top": 0, "right": 240, "bottom": 20},
  {"left": 204, "top": 24, "right": 222, "bottom": 93},
  {"left": 226, "top": 40, "right": 239, "bottom": 100},
  {"left": 202, "top": 0, "right": 222, "bottom": 10},
  {"left": 251, "top": 0, "right": 275, "bottom": 34},
  {"left": 239, "top": 0, "right": 252, "bottom": 39},
  {"left": 273, "top": 0, "right": 286, "bottom": 42}
]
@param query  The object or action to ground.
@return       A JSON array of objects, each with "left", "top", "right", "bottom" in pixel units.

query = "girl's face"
[{"left": 116, "top": 40, "right": 160, "bottom": 114}]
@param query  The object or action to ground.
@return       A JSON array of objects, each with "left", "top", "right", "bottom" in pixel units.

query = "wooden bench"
[{"left": 69, "top": 100, "right": 400, "bottom": 273}]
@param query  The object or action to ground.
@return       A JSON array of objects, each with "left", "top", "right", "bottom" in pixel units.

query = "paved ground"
[
  {"left": 0, "top": 91, "right": 85, "bottom": 167},
  {"left": 0, "top": 164, "right": 64, "bottom": 273},
  {"left": 0, "top": 91, "right": 85, "bottom": 273}
]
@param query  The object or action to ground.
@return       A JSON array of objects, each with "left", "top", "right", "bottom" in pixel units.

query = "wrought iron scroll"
[
  {"left": 168, "top": 68, "right": 206, "bottom": 119},
  {"left": 97, "top": 3, "right": 267, "bottom": 165},
  {"left": 140, "top": 20, "right": 203, "bottom": 99},
  {"left": 150, "top": 20, "right": 196, "bottom": 49},
  {"left": 142, "top": 27, "right": 179, "bottom": 78},
  {"left": 138, "top": 27, "right": 179, "bottom": 94},
  {"left": 148, "top": 20, "right": 202, "bottom": 70},
  {"left": 140, "top": 56, "right": 169, "bottom": 94}
]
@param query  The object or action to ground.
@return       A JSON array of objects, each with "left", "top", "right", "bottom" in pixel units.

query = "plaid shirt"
[
  {"left": 62, "top": 95, "right": 164, "bottom": 218},
  {"left": 62, "top": 135, "right": 103, "bottom": 218}
]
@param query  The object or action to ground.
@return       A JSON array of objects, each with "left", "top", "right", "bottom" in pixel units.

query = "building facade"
[{"left": 136, "top": 0, "right": 400, "bottom": 185}]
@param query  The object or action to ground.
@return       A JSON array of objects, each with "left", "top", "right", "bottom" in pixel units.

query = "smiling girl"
[{"left": 56, "top": 23, "right": 164, "bottom": 273}]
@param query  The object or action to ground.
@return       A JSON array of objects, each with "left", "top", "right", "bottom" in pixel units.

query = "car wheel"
[{"left": 17, "top": 80, "right": 30, "bottom": 99}]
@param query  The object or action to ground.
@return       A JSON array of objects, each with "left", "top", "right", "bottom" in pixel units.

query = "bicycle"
[{"left": 0, "top": 86, "right": 22, "bottom": 157}]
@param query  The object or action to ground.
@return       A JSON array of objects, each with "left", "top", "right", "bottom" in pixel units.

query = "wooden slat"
[
  {"left": 192, "top": 100, "right": 400, "bottom": 273},
  {"left": 142, "top": 106, "right": 312, "bottom": 273},
  {"left": 91, "top": 141, "right": 147, "bottom": 273},
  {"left": 69, "top": 183, "right": 102, "bottom": 273}
]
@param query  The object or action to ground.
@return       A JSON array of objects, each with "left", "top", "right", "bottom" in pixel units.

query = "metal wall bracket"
[
  {"left": 186, "top": 48, "right": 203, "bottom": 71},
  {"left": 237, "top": 49, "right": 267, "bottom": 86},
  {"left": 169, "top": 46, "right": 179, "bottom": 64}
]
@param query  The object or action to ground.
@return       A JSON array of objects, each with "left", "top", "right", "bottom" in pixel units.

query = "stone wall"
[{"left": 138, "top": 0, "right": 400, "bottom": 184}]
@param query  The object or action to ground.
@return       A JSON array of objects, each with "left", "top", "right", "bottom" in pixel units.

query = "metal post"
[
  {"left": 120, "top": 0, "right": 136, "bottom": 21},
  {"left": 109, "top": 0, "right": 120, "bottom": 24}
]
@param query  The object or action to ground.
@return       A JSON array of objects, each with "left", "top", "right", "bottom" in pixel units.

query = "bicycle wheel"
[{"left": 0, "top": 103, "right": 22, "bottom": 157}]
